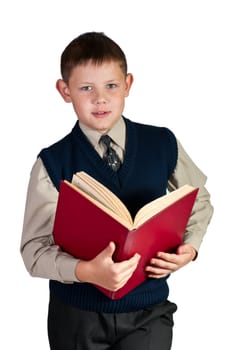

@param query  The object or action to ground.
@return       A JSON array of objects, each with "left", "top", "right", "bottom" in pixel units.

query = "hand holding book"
[
  {"left": 146, "top": 243, "right": 197, "bottom": 279},
  {"left": 76, "top": 241, "right": 141, "bottom": 293}
]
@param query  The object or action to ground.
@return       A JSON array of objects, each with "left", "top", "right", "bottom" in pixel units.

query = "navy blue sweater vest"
[{"left": 39, "top": 117, "right": 178, "bottom": 313}]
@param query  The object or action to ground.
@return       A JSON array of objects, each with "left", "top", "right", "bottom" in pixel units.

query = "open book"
[
  {"left": 53, "top": 171, "right": 198, "bottom": 299},
  {"left": 72, "top": 172, "right": 196, "bottom": 230}
]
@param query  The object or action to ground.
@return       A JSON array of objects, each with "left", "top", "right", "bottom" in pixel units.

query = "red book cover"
[{"left": 53, "top": 180, "right": 198, "bottom": 299}]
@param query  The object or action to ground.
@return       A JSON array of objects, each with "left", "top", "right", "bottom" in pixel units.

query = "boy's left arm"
[{"left": 146, "top": 140, "right": 214, "bottom": 278}]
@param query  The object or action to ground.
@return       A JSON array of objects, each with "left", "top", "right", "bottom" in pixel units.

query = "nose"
[{"left": 93, "top": 89, "right": 107, "bottom": 104}]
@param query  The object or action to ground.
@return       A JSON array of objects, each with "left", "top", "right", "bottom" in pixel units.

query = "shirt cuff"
[{"left": 55, "top": 254, "right": 81, "bottom": 283}]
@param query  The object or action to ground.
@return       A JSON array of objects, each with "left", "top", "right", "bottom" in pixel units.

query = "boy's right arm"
[
  {"left": 20, "top": 158, "right": 139, "bottom": 290},
  {"left": 20, "top": 158, "right": 79, "bottom": 283}
]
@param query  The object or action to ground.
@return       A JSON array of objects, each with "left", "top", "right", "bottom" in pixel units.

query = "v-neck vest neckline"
[{"left": 70, "top": 118, "right": 138, "bottom": 191}]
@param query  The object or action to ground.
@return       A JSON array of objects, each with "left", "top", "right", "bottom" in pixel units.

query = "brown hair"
[{"left": 60, "top": 32, "right": 128, "bottom": 82}]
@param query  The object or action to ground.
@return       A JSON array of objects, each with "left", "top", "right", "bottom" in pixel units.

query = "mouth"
[{"left": 92, "top": 111, "right": 110, "bottom": 118}]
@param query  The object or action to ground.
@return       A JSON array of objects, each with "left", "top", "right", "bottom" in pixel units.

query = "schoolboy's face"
[{"left": 57, "top": 61, "right": 133, "bottom": 134}]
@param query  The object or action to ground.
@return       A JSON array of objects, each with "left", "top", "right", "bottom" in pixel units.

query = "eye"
[
  {"left": 81, "top": 86, "right": 93, "bottom": 91},
  {"left": 106, "top": 83, "right": 117, "bottom": 89}
]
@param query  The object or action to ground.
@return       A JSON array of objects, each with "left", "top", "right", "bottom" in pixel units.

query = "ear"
[
  {"left": 56, "top": 79, "right": 72, "bottom": 102},
  {"left": 124, "top": 73, "right": 134, "bottom": 97}
]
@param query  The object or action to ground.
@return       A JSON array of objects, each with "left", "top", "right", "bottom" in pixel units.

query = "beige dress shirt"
[{"left": 20, "top": 118, "right": 213, "bottom": 283}]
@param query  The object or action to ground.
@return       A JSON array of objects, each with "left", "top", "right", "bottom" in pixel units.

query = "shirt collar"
[{"left": 79, "top": 117, "right": 126, "bottom": 150}]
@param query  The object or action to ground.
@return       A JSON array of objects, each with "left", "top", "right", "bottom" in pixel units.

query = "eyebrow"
[{"left": 79, "top": 79, "right": 120, "bottom": 85}]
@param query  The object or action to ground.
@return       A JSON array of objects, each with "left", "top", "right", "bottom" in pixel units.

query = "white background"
[{"left": 1, "top": 1, "right": 231, "bottom": 349}]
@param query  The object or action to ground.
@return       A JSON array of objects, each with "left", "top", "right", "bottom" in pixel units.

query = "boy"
[{"left": 21, "top": 32, "right": 213, "bottom": 350}]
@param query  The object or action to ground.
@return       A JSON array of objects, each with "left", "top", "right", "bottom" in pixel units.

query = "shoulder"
[
  {"left": 125, "top": 117, "right": 178, "bottom": 175},
  {"left": 37, "top": 123, "right": 79, "bottom": 189},
  {"left": 124, "top": 117, "right": 177, "bottom": 144},
  {"left": 38, "top": 122, "right": 81, "bottom": 163},
  {"left": 39, "top": 131, "right": 73, "bottom": 159}
]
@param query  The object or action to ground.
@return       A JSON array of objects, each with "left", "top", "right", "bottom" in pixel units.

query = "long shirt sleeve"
[
  {"left": 168, "top": 141, "right": 213, "bottom": 252},
  {"left": 20, "top": 158, "right": 80, "bottom": 283}
]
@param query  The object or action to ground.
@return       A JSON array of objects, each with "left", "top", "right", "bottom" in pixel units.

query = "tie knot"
[{"left": 100, "top": 134, "right": 111, "bottom": 148}]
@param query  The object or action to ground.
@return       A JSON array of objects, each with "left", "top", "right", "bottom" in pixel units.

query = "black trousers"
[{"left": 48, "top": 294, "right": 177, "bottom": 350}]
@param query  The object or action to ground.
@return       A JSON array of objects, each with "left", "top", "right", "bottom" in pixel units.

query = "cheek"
[
  {"left": 72, "top": 96, "right": 89, "bottom": 111},
  {"left": 117, "top": 97, "right": 125, "bottom": 111},
  {"left": 112, "top": 93, "right": 125, "bottom": 106},
  {"left": 71, "top": 102, "right": 84, "bottom": 118}
]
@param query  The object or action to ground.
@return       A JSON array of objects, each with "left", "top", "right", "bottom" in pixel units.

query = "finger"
[
  {"left": 146, "top": 264, "right": 171, "bottom": 274},
  {"left": 115, "top": 253, "right": 140, "bottom": 275},
  {"left": 130, "top": 253, "right": 141, "bottom": 264},
  {"left": 112, "top": 254, "right": 140, "bottom": 286},
  {"left": 148, "top": 272, "right": 170, "bottom": 279},
  {"left": 145, "top": 265, "right": 171, "bottom": 279},
  {"left": 150, "top": 258, "right": 177, "bottom": 271},
  {"left": 156, "top": 252, "right": 178, "bottom": 262}
]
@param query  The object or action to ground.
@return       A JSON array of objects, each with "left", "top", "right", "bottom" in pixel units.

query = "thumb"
[
  {"left": 176, "top": 244, "right": 190, "bottom": 255},
  {"left": 176, "top": 244, "right": 185, "bottom": 255},
  {"left": 176, "top": 243, "right": 195, "bottom": 257},
  {"left": 104, "top": 241, "right": 116, "bottom": 258}
]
